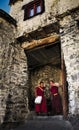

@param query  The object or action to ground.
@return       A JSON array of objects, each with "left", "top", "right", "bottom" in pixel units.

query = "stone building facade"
[
  {"left": 0, "top": 9, "right": 29, "bottom": 124},
  {"left": 0, "top": 0, "right": 79, "bottom": 124}
]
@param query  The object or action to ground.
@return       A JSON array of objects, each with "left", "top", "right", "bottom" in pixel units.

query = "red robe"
[
  {"left": 35, "top": 86, "right": 47, "bottom": 113},
  {"left": 50, "top": 85, "right": 62, "bottom": 115}
]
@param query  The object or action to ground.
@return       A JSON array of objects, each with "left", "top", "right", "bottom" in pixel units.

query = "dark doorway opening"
[{"left": 24, "top": 41, "right": 68, "bottom": 116}]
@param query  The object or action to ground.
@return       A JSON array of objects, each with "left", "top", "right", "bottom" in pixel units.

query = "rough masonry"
[{"left": 0, "top": 0, "right": 79, "bottom": 125}]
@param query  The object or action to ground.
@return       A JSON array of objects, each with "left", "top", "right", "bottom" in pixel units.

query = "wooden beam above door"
[{"left": 21, "top": 34, "right": 60, "bottom": 50}]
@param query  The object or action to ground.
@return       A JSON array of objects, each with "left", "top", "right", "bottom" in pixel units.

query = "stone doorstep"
[
  {"left": 14, "top": 117, "right": 73, "bottom": 130},
  {"left": 32, "top": 115, "right": 64, "bottom": 121},
  {"left": 26, "top": 111, "right": 64, "bottom": 121}
]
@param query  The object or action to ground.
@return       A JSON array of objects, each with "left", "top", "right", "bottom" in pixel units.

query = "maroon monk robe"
[
  {"left": 50, "top": 85, "right": 62, "bottom": 115},
  {"left": 35, "top": 86, "right": 47, "bottom": 113}
]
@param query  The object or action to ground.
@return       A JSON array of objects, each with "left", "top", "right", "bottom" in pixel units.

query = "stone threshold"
[{"left": 32, "top": 115, "right": 64, "bottom": 120}]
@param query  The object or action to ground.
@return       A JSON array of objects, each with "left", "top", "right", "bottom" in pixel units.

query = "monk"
[
  {"left": 35, "top": 81, "right": 47, "bottom": 115},
  {"left": 49, "top": 80, "right": 62, "bottom": 115}
]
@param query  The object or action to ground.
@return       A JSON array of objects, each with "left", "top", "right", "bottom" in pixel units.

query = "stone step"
[
  {"left": 1, "top": 115, "right": 73, "bottom": 130},
  {"left": 32, "top": 115, "right": 64, "bottom": 121},
  {"left": 14, "top": 116, "right": 73, "bottom": 130},
  {"left": 26, "top": 111, "right": 64, "bottom": 121}
]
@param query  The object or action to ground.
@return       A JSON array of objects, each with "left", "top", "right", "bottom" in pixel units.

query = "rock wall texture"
[
  {"left": 59, "top": 9, "right": 79, "bottom": 115},
  {"left": 0, "top": 18, "right": 15, "bottom": 123},
  {"left": 10, "top": 0, "right": 79, "bottom": 37},
  {"left": 9, "top": 0, "right": 79, "bottom": 116},
  {"left": 0, "top": 0, "right": 79, "bottom": 125},
  {"left": 0, "top": 17, "right": 29, "bottom": 124}
]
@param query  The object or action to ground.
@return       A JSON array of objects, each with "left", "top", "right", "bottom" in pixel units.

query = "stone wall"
[
  {"left": 9, "top": 0, "right": 79, "bottom": 37},
  {"left": 59, "top": 9, "right": 79, "bottom": 115},
  {"left": 0, "top": 17, "right": 29, "bottom": 124},
  {"left": 10, "top": 0, "right": 57, "bottom": 37},
  {"left": 3, "top": 0, "right": 79, "bottom": 119},
  {"left": 0, "top": 18, "right": 15, "bottom": 123}
]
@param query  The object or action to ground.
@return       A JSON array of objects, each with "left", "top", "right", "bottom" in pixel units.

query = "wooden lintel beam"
[{"left": 21, "top": 34, "right": 60, "bottom": 50}]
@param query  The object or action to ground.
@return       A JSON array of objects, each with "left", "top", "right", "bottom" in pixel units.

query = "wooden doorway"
[
  {"left": 61, "top": 54, "right": 69, "bottom": 117},
  {"left": 24, "top": 40, "right": 68, "bottom": 116}
]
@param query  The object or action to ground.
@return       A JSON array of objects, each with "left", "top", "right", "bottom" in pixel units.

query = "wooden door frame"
[
  {"left": 61, "top": 53, "right": 68, "bottom": 118},
  {"left": 24, "top": 32, "right": 68, "bottom": 116}
]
